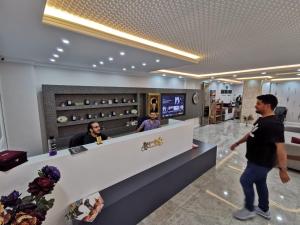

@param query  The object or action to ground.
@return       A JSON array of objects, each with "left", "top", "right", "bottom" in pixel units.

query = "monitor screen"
[{"left": 161, "top": 94, "right": 185, "bottom": 118}]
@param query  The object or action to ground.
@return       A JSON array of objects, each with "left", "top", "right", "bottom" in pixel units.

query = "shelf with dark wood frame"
[
  {"left": 56, "top": 102, "right": 138, "bottom": 111},
  {"left": 57, "top": 114, "right": 139, "bottom": 127}
]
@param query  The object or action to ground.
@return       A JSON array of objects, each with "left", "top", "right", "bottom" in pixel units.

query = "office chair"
[
  {"left": 69, "top": 132, "right": 86, "bottom": 148},
  {"left": 274, "top": 106, "right": 287, "bottom": 124}
]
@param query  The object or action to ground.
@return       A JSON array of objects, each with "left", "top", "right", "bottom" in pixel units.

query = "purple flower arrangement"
[{"left": 0, "top": 166, "right": 60, "bottom": 225}]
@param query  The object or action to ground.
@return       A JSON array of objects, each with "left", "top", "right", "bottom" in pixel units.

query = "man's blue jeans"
[{"left": 240, "top": 161, "right": 272, "bottom": 212}]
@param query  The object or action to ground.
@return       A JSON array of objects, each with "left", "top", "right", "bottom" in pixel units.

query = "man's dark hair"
[
  {"left": 87, "top": 121, "right": 99, "bottom": 133},
  {"left": 257, "top": 94, "right": 278, "bottom": 110}
]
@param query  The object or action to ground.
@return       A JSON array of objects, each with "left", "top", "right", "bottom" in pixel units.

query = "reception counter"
[{"left": 0, "top": 119, "right": 217, "bottom": 225}]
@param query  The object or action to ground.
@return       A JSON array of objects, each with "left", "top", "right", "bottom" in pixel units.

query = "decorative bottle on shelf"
[{"left": 48, "top": 136, "right": 57, "bottom": 156}]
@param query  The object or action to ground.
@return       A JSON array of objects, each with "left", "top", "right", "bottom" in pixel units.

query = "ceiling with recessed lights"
[{"left": 1, "top": 0, "right": 300, "bottom": 81}]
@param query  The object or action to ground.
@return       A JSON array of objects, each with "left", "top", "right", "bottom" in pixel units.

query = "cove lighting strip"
[
  {"left": 271, "top": 78, "right": 300, "bottom": 82},
  {"left": 216, "top": 78, "right": 243, "bottom": 84},
  {"left": 237, "top": 76, "right": 272, "bottom": 80},
  {"left": 154, "top": 64, "right": 300, "bottom": 78},
  {"left": 43, "top": 5, "right": 201, "bottom": 63}
]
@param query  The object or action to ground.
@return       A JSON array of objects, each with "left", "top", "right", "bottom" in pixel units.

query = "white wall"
[
  {"left": 269, "top": 81, "right": 300, "bottom": 123},
  {"left": 0, "top": 63, "right": 43, "bottom": 156},
  {"left": 0, "top": 62, "right": 201, "bottom": 156}
]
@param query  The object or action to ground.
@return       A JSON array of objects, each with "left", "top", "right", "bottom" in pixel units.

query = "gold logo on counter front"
[{"left": 141, "top": 136, "right": 164, "bottom": 151}]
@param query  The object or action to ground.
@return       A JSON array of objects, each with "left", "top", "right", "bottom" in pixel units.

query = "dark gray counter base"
[{"left": 74, "top": 140, "right": 216, "bottom": 225}]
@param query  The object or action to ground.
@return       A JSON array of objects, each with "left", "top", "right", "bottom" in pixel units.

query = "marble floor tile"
[{"left": 138, "top": 120, "right": 300, "bottom": 225}]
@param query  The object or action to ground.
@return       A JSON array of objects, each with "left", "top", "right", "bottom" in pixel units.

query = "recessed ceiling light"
[
  {"left": 162, "top": 74, "right": 166, "bottom": 77},
  {"left": 223, "top": 191, "right": 228, "bottom": 196},
  {"left": 56, "top": 47, "right": 64, "bottom": 52},
  {"left": 92, "top": 64, "right": 97, "bottom": 68},
  {"left": 297, "top": 73, "right": 300, "bottom": 76},
  {"left": 261, "top": 72, "right": 267, "bottom": 75},
  {"left": 131, "top": 65, "right": 135, "bottom": 69},
  {"left": 179, "top": 76, "right": 183, "bottom": 79},
  {"left": 142, "top": 62, "right": 147, "bottom": 66},
  {"left": 276, "top": 215, "right": 283, "bottom": 222},
  {"left": 108, "top": 57, "right": 114, "bottom": 61},
  {"left": 49, "top": 58, "right": 56, "bottom": 62},
  {"left": 155, "top": 59, "right": 160, "bottom": 63},
  {"left": 99, "top": 61, "right": 104, "bottom": 65},
  {"left": 52, "top": 54, "right": 59, "bottom": 58},
  {"left": 122, "top": 68, "right": 127, "bottom": 71},
  {"left": 62, "top": 38, "right": 70, "bottom": 44},
  {"left": 280, "top": 195, "right": 284, "bottom": 200},
  {"left": 233, "top": 74, "right": 237, "bottom": 77},
  {"left": 120, "top": 51, "right": 125, "bottom": 56}
]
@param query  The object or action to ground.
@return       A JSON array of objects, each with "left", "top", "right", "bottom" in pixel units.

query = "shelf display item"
[
  {"left": 131, "top": 109, "right": 138, "bottom": 115},
  {"left": 122, "top": 98, "right": 127, "bottom": 103},
  {"left": 66, "top": 100, "right": 73, "bottom": 106},
  {"left": 74, "top": 102, "right": 84, "bottom": 106},
  {"left": 71, "top": 115, "right": 77, "bottom": 121},
  {"left": 86, "top": 114, "right": 92, "bottom": 119},
  {"left": 124, "top": 110, "right": 130, "bottom": 115},
  {"left": 111, "top": 111, "right": 116, "bottom": 116},
  {"left": 84, "top": 99, "right": 90, "bottom": 105},
  {"left": 131, "top": 99, "right": 136, "bottom": 103},
  {"left": 101, "top": 100, "right": 107, "bottom": 104},
  {"left": 59, "top": 102, "right": 66, "bottom": 107},
  {"left": 108, "top": 99, "right": 112, "bottom": 104},
  {"left": 93, "top": 101, "right": 98, "bottom": 105},
  {"left": 99, "top": 112, "right": 105, "bottom": 118},
  {"left": 57, "top": 116, "right": 68, "bottom": 123},
  {"left": 113, "top": 98, "right": 119, "bottom": 103}
]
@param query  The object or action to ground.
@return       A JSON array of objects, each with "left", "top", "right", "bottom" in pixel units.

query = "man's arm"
[
  {"left": 230, "top": 133, "right": 250, "bottom": 151},
  {"left": 276, "top": 143, "right": 290, "bottom": 183}
]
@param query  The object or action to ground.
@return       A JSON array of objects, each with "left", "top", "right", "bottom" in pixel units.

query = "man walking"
[{"left": 231, "top": 94, "right": 290, "bottom": 220}]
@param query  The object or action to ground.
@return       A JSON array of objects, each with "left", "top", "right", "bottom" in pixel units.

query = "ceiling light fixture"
[
  {"left": 297, "top": 73, "right": 300, "bottom": 76},
  {"left": 142, "top": 62, "right": 147, "bottom": 66},
  {"left": 162, "top": 74, "right": 166, "bottom": 77},
  {"left": 52, "top": 54, "right": 59, "bottom": 58},
  {"left": 261, "top": 72, "right": 267, "bottom": 75},
  {"left": 108, "top": 57, "right": 114, "bottom": 61},
  {"left": 271, "top": 77, "right": 300, "bottom": 82},
  {"left": 298, "top": 69, "right": 300, "bottom": 72},
  {"left": 122, "top": 68, "right": 127, "bottom": 71},
  {"left": 233, "top": 74, "right": 237, "bottom": 77},
  {"left": 154, "top": 64, "right": 300, "bottom": 79},
  {"left": 155, "top": 59, "right": 160, "bottom": 63},
  {"left": 49, "top": 58, "right": 56, "bottom": 62},
  {"left": 43, "top": 6, "right": 202, "bottom": 62},
  {"left": 237, "top": 76, "right": 272, "bottom": 80},
  {"left": 62, "top": 38, "right": 70, "bottom": 44},
  {"left": 56, "top": 47, "right": 64, "bottom": 52},
  {"left": 216, "top": 78, "right": 242, "bottom": 84},
  {"left": 120, "top": 51, "right": 125, "bottom": 56},
  {"left": 179, "top": 76, "right": 183, "bottom": 79},
  {"left": 131, "top": 65, "right": 135, "bottom": 69},
  {"left": 92, "top": 64, "right": 97, "bottom": 68},
  {"left": 99, "top": 61, "right": 104, "bottom": 65}
]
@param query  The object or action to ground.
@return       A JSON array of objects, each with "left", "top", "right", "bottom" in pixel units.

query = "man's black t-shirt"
[
  {"left": 82, "top": 132, "right": 108, "bottom": 145},
  {"left": 246, "top": 115, "right": 285, "bottom": 168}
]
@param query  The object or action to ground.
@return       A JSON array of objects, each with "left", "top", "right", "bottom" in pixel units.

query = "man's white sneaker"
[
  {"left": 255, "top": 206, "right": 271, "bottom": 220},
  {"left": 233, "top": 208, "right": 256, "bottom": 220}
]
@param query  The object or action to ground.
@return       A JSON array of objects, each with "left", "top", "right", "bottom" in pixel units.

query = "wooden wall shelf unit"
[{"left": 43, "top": 85, "right": 202, "bottom": 149}]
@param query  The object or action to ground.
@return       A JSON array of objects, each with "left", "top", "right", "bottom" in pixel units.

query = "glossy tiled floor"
[{"left": 138, "top": 120, "right": 300, "bottom": 225}]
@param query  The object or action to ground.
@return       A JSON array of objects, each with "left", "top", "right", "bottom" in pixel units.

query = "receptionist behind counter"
[
  {"left": 137, "top": 112, "right": 160, "bottom": 132},
  {"left": 83, "top": 121, "right": 108, "bottom": 145}
]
